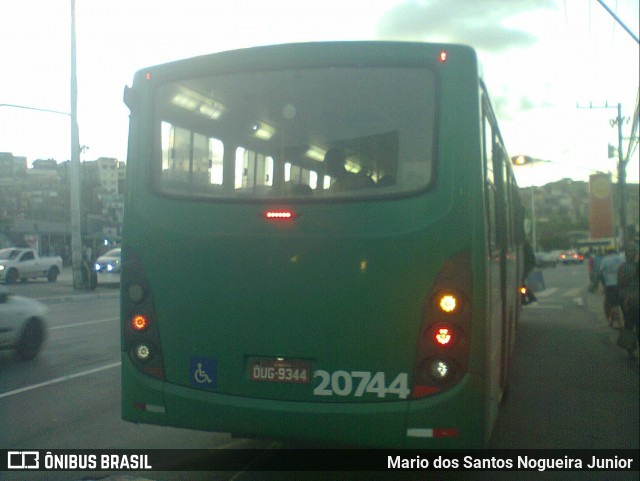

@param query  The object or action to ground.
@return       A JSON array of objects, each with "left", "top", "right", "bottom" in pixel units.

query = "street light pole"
[
  {"left": 614, "top": 103, "right": 628, "bottom": 248},
  {"left": 512, "top": 155, "right": 538, "bottom": 250},
  {"left": 1, "top": 3, "right": 83, "bottom": 287},
  {"left": 70, "top": 0, "right": 83, "bottom": 289},
  {"left": 530, "top": 180, "right": 537, "bottom": 252}
]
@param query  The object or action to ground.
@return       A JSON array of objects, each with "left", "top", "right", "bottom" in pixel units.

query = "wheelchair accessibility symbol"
[
  {"left": 190, "top": 356, "right": 218, "bottom": 389},
  {"left": 194, "top": 363, "right": 212, "bottom": 384}
]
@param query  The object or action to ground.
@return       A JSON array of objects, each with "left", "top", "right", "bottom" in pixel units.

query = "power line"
[
  {"left": 0, "top": 103, "right": 70, "bottom": 117},
  {"left": 595, "top": 0, "right": 640, "bottom": 44}
]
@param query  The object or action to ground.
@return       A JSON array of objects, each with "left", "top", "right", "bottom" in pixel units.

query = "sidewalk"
[
  {"left": 4, "top": 267, "right": 120, "bottom": 304},
  {"left": 583, "top": 282, "right": 639, "bottom": 364}
]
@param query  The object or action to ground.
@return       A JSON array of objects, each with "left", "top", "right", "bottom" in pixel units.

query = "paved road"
[
  {"left": 490, "top": 265, "right": 639, "bottom": 453},
  {"left": 2, "top": 267, "right": 119, "bottom": 304}
]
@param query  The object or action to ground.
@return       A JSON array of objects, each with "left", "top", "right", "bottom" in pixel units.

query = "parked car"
[
  {"left": 94, "top": 248, "right": 121, "bottom": 284},
  {"left": 535, "top": 251, "right": 557, "bottom": 268},
  {"left": 559, "top": 250, "right": 584, "bottom": 265},
  {"left": 0, "top": 248, "right": 63, "bottom": 284},
  {"left": 0, "top": 285, "right": 48, "bottom": 360}
]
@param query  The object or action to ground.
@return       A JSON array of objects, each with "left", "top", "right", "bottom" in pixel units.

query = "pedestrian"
[
  {"left": 617, "top": 245, "right": 639, "bottom": 353},
  {"left": 521, "top": 240, "right": 537, "bottom": 303},
  {"left": 597, "top": 247, "right": 625, "bottom": 329},
  {"left": 590, "top": 248, "right": 605, "bottom": 292}
]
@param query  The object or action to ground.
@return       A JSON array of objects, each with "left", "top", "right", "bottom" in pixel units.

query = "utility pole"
[
  {"left": 611, "top": 103, "right": 629, "bottom": 248},
  {"left": 70, "top": 0, "right": 83, "bottom": 289},
  {"left": 594, "top": 0, "right": 639, "bottom": 248},
  {"left": 577, "top": 102, "right": 629, "bottom": 248}
]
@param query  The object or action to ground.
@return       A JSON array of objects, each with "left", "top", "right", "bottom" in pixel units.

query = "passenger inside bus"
[
  {"left": 376, "top": 174, "right": 396, "bottom": 187},
  {"left": 324, "top": 148, "right": 375, "bottom": 192},
  {"left": 284, "top": 181, "right": 313, "bottom": 196}
]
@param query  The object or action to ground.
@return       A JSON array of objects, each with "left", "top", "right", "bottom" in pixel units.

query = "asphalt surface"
[{"left": 4, "top": 267, "right": 120, "bottom": 304}]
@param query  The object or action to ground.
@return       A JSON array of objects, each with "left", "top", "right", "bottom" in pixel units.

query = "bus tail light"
[
  {"left": 264, "top": 209, "right": 296, "bottom": 220},
  {"left": 131, "top": 314, "right": 150, "bottom": 331},
  {"left": 412, "top": 251, "right": 472, "bottom": 398},
  {"left": 122, "top": 249, "right": 165, "bottom": 381}
]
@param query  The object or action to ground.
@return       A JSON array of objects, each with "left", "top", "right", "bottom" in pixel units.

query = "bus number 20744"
[{"left": 313, "top": 370, "right": 410, "bottom": 399}]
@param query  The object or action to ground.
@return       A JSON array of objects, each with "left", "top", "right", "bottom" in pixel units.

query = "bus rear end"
[{"left": 121, "top": 42, "right": 491, "bottom": 448}]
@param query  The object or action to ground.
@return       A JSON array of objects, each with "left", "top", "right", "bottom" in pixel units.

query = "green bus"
[{"left": 121, "top": 41, "right": 524, "bottom": 448}]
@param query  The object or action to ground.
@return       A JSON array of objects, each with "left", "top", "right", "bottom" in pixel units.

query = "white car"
[
  {"left": 94, "top": 248, "right": 121, "bottom": 285},
  {"left": 0, "top": 286, "right": 48, "bottom": 360},
  {"left": 0, "top": 247, "right": 63, "bottom": 284}
]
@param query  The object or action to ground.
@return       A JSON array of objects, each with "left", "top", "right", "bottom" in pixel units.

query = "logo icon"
[{"left": 8, "top": 451, "right": 39, "bottom": 469}]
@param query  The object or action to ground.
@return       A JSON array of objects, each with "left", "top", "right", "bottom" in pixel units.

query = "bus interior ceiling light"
[
  {"left": 171, "top": 86, "right": 225, "bottom": 119},
  {"left": 251, "top": 122, "right": 276, "bottom": 140},
  {"left": 305, "top": 145, "right": 327, "bottom": 161}
]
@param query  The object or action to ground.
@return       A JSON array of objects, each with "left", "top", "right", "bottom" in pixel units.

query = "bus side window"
[
  {"left": 209, "top": 138, "right": 224, "bottom": 186},
  {"left": 284, "top": 162, "right": 315, "bottom": 196},
  {"left": 159, "top": 121, "right": 225, "bottom": 196},
  {"left": 235, "top": 147, "right": 274, "bottom": 193},
  {"left": 483, "top": 106, "right": 498, "bottom": 253}
]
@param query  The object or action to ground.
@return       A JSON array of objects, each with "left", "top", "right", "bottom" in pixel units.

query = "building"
[
  {"left": 521, "top": 178, "right": 639, "bottom": 250},
  {"left": 0, "top": 152, "right": 126, "bottom": 259}
]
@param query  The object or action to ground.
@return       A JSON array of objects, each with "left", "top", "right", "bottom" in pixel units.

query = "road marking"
[
  {"left": 527, "top": 304, "right": 563, "bottom": 310},
  {"left": 535, "top": 287, "right": 558, "bottom": 298},
  {"left": 50, "top": 317, "right": 118, "bottom": 330},
  {"left": 0, "top": 362, "right": 121, "bottom": 399}
]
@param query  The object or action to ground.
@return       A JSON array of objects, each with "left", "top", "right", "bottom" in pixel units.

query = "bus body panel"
[
  {"left": 122, "top": 353, "right": 486, "bottom": 448},
  {"left": 126, "top": 186, "right": 469, "bottom": 400}
]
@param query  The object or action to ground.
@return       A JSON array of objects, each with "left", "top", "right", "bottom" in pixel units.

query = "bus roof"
[{"left": 131, "top": 41, "right": 479, "bottom": 85}]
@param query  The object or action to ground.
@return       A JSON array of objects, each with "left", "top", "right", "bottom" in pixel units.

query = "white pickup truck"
[{"left": 0, "top": 248, "right": 63, "bottom": 284}]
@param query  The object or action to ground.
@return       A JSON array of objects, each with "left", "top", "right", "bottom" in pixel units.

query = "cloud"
[
  {"left": 490, "top": 94, "right": 556, "bottom": 121},
  {"left": 519, "top": 96, "right": 536, "bottom": 111},
  {"left": 375, "top": 0, "right": 556, "bottom": 52}
]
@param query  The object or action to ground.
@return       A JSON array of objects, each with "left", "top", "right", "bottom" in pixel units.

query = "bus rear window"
[{"left": 154, "top": 67, "right": 436, "bottom": 200}]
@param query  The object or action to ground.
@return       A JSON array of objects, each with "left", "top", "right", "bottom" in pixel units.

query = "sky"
[{"left": 1, "top": 0, "right": 638, "bottom": 187}]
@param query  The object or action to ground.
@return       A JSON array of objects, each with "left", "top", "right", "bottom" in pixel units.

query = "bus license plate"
[{"left": 249, "top": 358, "right": 311, "bottom": 384}]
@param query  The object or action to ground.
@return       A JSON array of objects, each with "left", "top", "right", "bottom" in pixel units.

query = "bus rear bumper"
[{"left": 121, "top": 356, "right": 486, "bottom": 448}]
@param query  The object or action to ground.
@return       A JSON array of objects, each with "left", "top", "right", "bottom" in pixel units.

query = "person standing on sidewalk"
[
  {"left": 597, "top": 247, "right": 625, "bottom": 329},
  {"left": 617, "top": 245, "right": 639, "bottom": 348},
  {"left": 521, "top": 240, "right": 538, "bottom": 303},
  {"left": 590, "top": 248, "right": 605, "bottom": 292}
]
